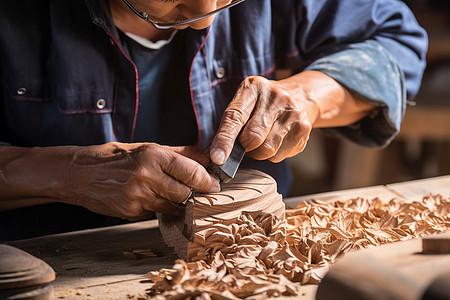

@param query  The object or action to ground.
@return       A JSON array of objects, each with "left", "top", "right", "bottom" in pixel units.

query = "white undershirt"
[{"left": 124, "top": 30, "right": 178, "bottom": 50}]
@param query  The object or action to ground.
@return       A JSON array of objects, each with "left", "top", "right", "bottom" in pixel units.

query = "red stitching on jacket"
[{"left": 108, "top": 32, "right": 140, "bottom": 142}]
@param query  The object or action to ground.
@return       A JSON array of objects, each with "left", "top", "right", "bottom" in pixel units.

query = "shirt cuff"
[{"left": 305, "top": 40, "right": 406, "bottom": 148}]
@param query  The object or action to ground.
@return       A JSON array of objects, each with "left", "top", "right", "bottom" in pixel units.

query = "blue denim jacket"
[{"left": 0, "top": 0, "right": 427, "bottom": 195}]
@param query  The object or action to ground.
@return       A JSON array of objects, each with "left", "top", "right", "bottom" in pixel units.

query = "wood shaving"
[{"left": 148, "top": 194, "right": 449, "bottom": 299}]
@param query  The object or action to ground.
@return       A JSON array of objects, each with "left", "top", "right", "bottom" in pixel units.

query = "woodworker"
[{"left": 0, "top": 0, "right": 427, "bottom": 240}]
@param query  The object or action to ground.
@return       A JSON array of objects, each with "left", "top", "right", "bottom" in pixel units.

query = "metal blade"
[{"left": 206, "top": 138, "right": 245, "bottom": 183}]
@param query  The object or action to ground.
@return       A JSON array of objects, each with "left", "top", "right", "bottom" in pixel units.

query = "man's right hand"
[{"left": 0, "top": 142, "right": 220, "bottom": 220}]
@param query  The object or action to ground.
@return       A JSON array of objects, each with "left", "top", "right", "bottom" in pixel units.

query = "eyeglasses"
[{"left": 121, "top": 0, "right": 246, "bottom": 30}]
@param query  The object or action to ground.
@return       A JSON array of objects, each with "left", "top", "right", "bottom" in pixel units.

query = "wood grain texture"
[{"left": 158, "top": 169, "right": 285, "bottom": 261}]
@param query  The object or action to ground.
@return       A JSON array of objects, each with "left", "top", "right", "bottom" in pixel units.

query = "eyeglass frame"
[{"left": 121, "top": 0, "right": 246, "bottom": 30}]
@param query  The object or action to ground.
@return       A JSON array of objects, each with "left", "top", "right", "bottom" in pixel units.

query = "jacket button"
[
  {"left": 17, "top": 88, "right": 27, "bottom": 95},
  {"left": 216, "top": 67, "right": 225, "bottom": 79},
  {"left": 96, "top": 99, "right": 106, "bottom": 109}
]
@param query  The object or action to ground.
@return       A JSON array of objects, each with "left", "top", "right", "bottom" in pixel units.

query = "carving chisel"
[{"left": 206, "top": 136, "right": 245, "bottom": 183}]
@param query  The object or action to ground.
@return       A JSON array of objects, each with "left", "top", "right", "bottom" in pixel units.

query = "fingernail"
[
  {"left": 209, "top": 184, "right": 221, "bottom": 193},
  {"left": 211, "top": 149, "right": 226, "bottom": 165}
]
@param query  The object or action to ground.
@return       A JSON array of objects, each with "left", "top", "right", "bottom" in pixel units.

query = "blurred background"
[{"left": 286, "top": 0, "right": 450, "bottom": 197}]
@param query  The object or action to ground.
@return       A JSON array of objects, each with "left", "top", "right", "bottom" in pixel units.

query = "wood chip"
[{"left": 148, "top": 194, "right": 449, "bottom": 299}]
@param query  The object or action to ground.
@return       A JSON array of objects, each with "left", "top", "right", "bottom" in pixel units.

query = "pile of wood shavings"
[{"left": 147, "top": 194, "right": 449, "bottom": 300}]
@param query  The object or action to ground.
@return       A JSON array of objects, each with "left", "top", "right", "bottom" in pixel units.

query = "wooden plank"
[
  {"left": 386, "top": 175, "right": 450, "bottom": 200},
  {"left": 7, "top": 218, "right": 317, "bottom": 300},
  {"left": 5, "top": 175, "right": 448, "bottom": 300},
  {"left": 7, "top": 220, "right": 179, "bottom": 299}
]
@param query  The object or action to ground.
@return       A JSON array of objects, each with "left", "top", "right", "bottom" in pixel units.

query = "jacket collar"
[{"left": 84, "top": 0, "right": 117, "bottom": 36}]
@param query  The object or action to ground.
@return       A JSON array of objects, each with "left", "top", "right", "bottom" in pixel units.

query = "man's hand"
[
  {"left": 210, "top": 71, "right": 375, "bottom": 165},
  {"left": 210, "top": 75, "right": 317, "bottom": 164},
  {"left": 65, "top": 142, "right": 220, "bottom": 220},
  {"left": 0, "top": 142, "right": 220, "bottom": 220}
]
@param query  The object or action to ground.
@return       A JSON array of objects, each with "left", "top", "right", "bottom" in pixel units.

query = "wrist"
[{"left": 276, "top": 70, "right": 374, "bottom": 128}]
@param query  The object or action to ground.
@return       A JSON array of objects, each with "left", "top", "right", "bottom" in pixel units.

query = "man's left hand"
[{"left": 210, "top": 75, "right": 317, "bottom": 164}]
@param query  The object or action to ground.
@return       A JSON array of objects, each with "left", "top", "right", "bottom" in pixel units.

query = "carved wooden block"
[{"left": 157, "top": 168, "right": 285, "bottom": 261}]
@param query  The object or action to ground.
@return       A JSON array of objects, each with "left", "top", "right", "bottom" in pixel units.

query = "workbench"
[{"left": 6, "top": 175, "right": 450, "bottom": 300}]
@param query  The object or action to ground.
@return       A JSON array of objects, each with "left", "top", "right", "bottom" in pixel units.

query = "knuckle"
[
  {"left": 245, "top": 75, "right": 266, "bottom": 86},
  {"left": 167, "top": 185, "right": 190, "bottom": 203},
  {"left": 167, "top": 154, "right": 183, "bottom": 173},
  {"left": 297, "top": 119, "right": 312, "bottom": 136},
  {"left": 245, "top": 126, "right": 266, "bottom": 145},
  {"left": 258, "top": 142, "right": 278, "bottom": 158},
  {"left": 283, "top": 110, "right": 312, "bottom": 137},
  {"left": 223, "top": 107, "right": 246, "bottom": 128},
  {"left": 134, "top": 164, "right": 149, "bottom": 179},
  {"left": 120, "top": 201, "right": 142, "bottom": 219},
  {"left": 296, "top": 142, "right": 308, "bottom": 153},
  {"left": 163, "top": 177, "right": 190, "bottom": 202},
  {"left": 190, "top": 164, "right": 204, "bottom": 184},
  {"left": 215, "top": 129, "right": 237, "bottom": 147},
  {"left": 290, "top": 121, "right": 305, "bottom": 137},
  {"left": 290, "top": 107, "right": 303, "bottom": 119}
]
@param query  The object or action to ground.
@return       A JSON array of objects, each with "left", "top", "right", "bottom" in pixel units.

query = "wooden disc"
[
  {"left": 0, "top": 244, "right": 55, "bottom": 290},
  {"left": 158, "top": 168, "right": 285, "bottom": 261},
  {"left": 186, "top": 168, "right": 284, "bottom": 229}
]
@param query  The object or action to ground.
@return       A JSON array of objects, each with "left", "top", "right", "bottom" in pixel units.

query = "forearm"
[
  {"left": 277, "top": 70, "right": 376, "bottom": 128},
  {"left": 0, "top": 146, "right": 77, "bottom": 210},
  {"left": 0, "top": 143, "right": 219, "bottom": 218}
]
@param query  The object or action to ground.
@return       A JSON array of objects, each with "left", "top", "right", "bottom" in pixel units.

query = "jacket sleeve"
[{"left": 273, "top": 0, "right": 428, "bottom": 147}]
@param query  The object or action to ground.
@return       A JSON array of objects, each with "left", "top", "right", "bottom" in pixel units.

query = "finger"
[
  {"left": 126, "top": 157, "right": 193, "bottom": 204},
  {"left": 240, "top": 91, "right": 284, "bottom": 152},
  {"left": 141, "top": 194, "right": 185, "bottom": 217},
  {"left": 172, "top": 146, "right": 210, "bottom": 166},
  {"left": 151, "top": 172, "right": 193, "bottom": 203},
  {"left": 123, "top": 180, "right": 186, "bottom": 217},
  {"left": 268, "top": 122, "right": 310, "bottom": 163},
  {"left": 246, "top": 118, "right": 289, "bottom": 161},
  {"left": 246, "top": 109, "right": 311, "bottom": 162},
  {"left": 271, "top": 111, "right": 312, "bottom": 162},
  {"left": 161, "top": 151, "right": 220, "bottom": 194},
  {"left": 210, "top": 77, "right": 260, "bottom": 165}
]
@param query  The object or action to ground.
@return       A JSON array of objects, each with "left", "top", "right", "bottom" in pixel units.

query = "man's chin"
[{"left": 174, "top": 25, "right": 189, "bottom": 30}]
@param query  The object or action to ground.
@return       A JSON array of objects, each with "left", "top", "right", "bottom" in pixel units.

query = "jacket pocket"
[{"left": 1, "top": 79, "right": 115, "bottom": 146}]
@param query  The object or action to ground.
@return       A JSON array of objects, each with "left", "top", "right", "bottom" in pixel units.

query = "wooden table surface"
[{"left": 6, "top": 175, "right": 450, "bottom": 300}]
